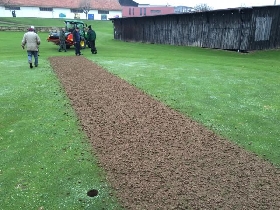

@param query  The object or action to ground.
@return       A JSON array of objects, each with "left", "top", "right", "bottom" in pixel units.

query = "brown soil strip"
[{"left": 50, "top": 56, "right": 280, "bottom": 209}]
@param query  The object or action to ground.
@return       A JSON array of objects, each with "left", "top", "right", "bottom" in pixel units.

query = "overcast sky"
[{"left": 136, "top": 0, "right": 278, "bottom": 9}]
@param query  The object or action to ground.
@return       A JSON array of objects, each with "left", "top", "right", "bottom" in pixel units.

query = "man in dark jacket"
[
  {"left": 87, "top": 25, "right": 97, "bottom": 54},
  {"left": 72, "top": 27, "right": 82, "bottom": 56}
]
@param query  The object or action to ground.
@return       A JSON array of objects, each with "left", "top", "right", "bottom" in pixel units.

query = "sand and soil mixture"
[{"left": 49, "top": 56, "right": 280, "bottom": 209}]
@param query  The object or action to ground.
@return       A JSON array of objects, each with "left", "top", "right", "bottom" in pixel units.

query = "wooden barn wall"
[
  {"left": 112, "top": 6, "right": 280, "bottom": 51},
  {"left": 250, "top": 6, "right": 280, "bottom": 50}
]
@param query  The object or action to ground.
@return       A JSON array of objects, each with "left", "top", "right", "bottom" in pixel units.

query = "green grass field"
[
  {"left": 0, "top": 17, "right": 279, "bottom": 209},
  {"left": 0, "top": 18, "right": 123, "bottom": 210}
]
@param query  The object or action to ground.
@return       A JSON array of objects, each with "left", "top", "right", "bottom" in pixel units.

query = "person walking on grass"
[
  {"left": 31, "top": 25, "right": 40, "bottom": 56},
  {"left": 21, "top": 27, "right": 41, "bottom": 68},
  {"left": 58, "top": 27, "right": 67, "bottom": 52},
  {"left": 72, "top": 27, "right": 82, "bottom": 56},
  {"left": 87, "top": 25, "right": 97, "bottom": 54}
]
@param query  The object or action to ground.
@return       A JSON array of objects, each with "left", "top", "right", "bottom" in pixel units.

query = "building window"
[
  {"left": 129, "top": 8, "right": 131, "bottom": 15},
  {"left": 101, "top": 14, "right": 107, "bottom": 20},
  {"left": 5, "top": 6, "right": 20, "bottom": 10},
  {"left": 98, "top": 10, "right": 109, "bottom": 14},
  {"left": 39, "top": 7, "right": 53, "bottom": 11},
  {"left": 140, "top": 8, "right": 142, "bottom": 16},
  {"left": 255, "top": 17, "right": 272, "bottom": 41},
  {"left": 144, "top": 8, "right": 146, "bottom": 16},
  {"left": 71, "top": 9, "right": 83, "bottom": 13},
  {"left": 151, "top": 10, "right": 161, "bottom": 14}
]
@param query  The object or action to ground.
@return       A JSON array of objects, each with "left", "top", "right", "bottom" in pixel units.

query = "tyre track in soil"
[{"left": 50, "top": 56, "right": 280, "bottom": 209}]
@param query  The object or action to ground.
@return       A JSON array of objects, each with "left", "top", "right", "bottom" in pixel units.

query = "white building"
[{"left": 0, "top": 0, "right": 122, "bottom": 20}]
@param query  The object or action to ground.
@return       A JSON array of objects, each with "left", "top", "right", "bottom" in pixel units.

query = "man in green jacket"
[
  {"left": 58, "top": 27, "right": 67, "bottom": 52},
  {"left": 87, "top": 25, "right": 97, "bottom": 54}
]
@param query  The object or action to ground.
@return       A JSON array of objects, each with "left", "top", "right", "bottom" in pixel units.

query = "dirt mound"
[{"left": 50, "top": 56, "right": 280, "bottom": 209}]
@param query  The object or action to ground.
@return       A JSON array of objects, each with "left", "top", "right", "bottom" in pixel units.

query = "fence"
[{"left": 0, "top": 26, "right": 59, "bottom": 33}]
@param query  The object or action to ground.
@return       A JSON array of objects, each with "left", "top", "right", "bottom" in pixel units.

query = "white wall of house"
[{"left": 0, "top": 6, "right": 122, "bottom": 20}]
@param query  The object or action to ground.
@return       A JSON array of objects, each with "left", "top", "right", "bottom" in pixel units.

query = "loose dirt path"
[{"left": 50, "top": 56, "right": 280, "bottom": 209}]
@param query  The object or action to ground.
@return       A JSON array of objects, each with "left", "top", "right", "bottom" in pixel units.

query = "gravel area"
[{"left": 50, "top": 56, "right": 280, "bottom": 210}]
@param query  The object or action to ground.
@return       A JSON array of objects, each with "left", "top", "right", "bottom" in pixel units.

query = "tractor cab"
[{"left": 64, "top": 20, "right": 86, "bottom": 34}]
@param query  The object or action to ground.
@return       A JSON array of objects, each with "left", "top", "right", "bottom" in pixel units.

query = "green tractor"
[{"left": 47, "top": 20, "right": 88, "bottom": 49}]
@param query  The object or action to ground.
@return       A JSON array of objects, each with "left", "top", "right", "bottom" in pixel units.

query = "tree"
[
  {"left": 193, "top": 3, "right": 213, "bottom": 12},
  {"left": 80, "top": 0, "right": 91, "bottom": 20}
]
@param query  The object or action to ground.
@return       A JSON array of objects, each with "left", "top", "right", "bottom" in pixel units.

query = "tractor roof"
[{"left": 64, "top": 20, "right": 84, "bottom": 24}]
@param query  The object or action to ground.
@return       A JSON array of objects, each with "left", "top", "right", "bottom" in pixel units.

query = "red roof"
[{"left": 1, "top": 0, "right": 122, "bottom": 10}]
